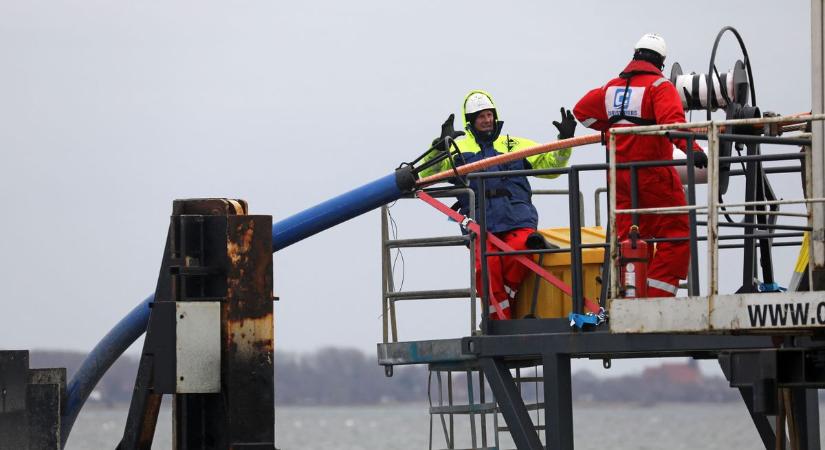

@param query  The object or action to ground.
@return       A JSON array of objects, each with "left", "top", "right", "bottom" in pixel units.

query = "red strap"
[{"left": 417, "top": 191, "right": 601, "bottom": 315}]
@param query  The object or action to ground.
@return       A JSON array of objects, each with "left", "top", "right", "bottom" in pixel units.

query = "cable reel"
[
  {"left": 671, "top": 60, "right": 749, "bottom": 113},
  {"left": 669, "top": 26, "right": 761, "bottom": 195},
  {"left": 671, "top": 27, "right": 781, "bottom": 293}
]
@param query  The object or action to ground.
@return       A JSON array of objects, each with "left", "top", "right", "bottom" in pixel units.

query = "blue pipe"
[
  {"left": 60, "top": 169, "right": 413, "bottom": 448},
  {"left": 61, "top": 295, "right": 153, "bottom": 447},
  {"left": 272, "top": 172, "right": 405, "bottom": 251}
]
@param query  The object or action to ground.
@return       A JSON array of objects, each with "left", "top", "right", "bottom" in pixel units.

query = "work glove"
[
  {"left": 431, "top": 113, "right": 465, "bottom": 152},
  {"left": 692, "top": 151, "right": 708, "bottom": 169},
  {"left": 553, "top": 107, "right": 577, "bottom": 140}
]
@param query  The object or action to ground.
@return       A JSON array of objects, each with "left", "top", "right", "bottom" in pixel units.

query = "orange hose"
[
  {"left": 689, "top": 112, "right": 811, "bottom": 133},
  {"left": 416, "top": 133, "right": 602, "bottom": 186},
  {"left": 416, "top": 112, "right": 812, "bottom": 187}
]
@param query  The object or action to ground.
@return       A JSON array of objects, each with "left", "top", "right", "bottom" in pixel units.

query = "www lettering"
[{"left": 747, "top": 302, "right": 821, "bottom": 327}]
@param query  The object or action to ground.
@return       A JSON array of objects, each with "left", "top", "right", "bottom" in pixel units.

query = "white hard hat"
[
  {"left": 464, "top": 92, "right": 495, "bottom": 115},
  {"left": 635, "top": 33, "right": 667, "bottom": 58}
]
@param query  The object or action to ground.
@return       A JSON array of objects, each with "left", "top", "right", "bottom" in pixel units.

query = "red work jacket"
[{"left": 573, "top": 59, "right": 701, "bottom": 162}]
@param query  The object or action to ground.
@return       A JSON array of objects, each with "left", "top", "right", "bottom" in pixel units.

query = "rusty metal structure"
[
  {"left": 0, "top": 150, "right": 418, "bottom": 447},
  {"left": 0, "top": 198, "right": 276, "bottom": 450},
  {"left": 117, "top": 198, "right": 275, "bottom": 449}
]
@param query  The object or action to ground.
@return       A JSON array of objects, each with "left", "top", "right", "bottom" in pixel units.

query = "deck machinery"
[{"left": 376, "top": 14, "right": 825, "bottom": 450}]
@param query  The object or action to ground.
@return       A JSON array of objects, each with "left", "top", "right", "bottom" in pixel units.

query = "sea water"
[{"left": 66, "top": 402, "right": 819, "bottom": 449}]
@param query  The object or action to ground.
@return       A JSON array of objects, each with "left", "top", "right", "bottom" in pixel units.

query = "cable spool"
[
  {"left": 668, "top": 27, "right": 760, "bottom": 195},
  {"left": 670, "top": 60, "right": 750, "bottom": 111}
]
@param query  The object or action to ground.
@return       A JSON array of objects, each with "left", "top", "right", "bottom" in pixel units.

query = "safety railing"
[
  {"left": 394, "top": 113, "right": 820, "bottom": 338},
  {"left": 461, "top": 113, "right": 820, "bottom": 334},
  {"left": 470, "top": 165, "right": 605, "bottom": 333},
  {"left": 381, "top": 188, "right": 477, "bottom": 344},
  {"left": 381, "top": 189, "right": 585, "bottom": 342},
  {"left": 607, "top": 113, "right": 824, "bottom": 299}
]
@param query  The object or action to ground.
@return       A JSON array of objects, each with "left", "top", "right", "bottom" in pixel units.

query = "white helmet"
[
  {"left": 464, "top": 92, "right": 495, "bottom": 115},
  {"left": 635, "top": 33, "right": 667, "bottom": 58}
]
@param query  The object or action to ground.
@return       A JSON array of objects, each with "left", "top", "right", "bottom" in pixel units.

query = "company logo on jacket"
[{"left": 605, "top": 86, "right": 646, "bottom": 119}]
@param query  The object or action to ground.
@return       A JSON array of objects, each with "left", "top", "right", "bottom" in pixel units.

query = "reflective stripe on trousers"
[{"left": 647, "top": 277, "right": 679, "bottom": 295}]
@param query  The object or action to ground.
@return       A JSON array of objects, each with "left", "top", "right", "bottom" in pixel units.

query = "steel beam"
[
  {"left": 811, "top": 0, "right": 825, "bottom": 286},
  {"left": 378, "top": 339, "right": 474, "bottom": 366},
  {"left": 479, "top": 357, "right": 543, "bottom": 449},
  {"left": 118, "top": 354, "right": 162, "bottom": 450},
  {"left": 464, "top": 331, "right": 774, "bottom": 359},
  {"left": 792, "top": 388, "right": 821, "bottom": 450},
  {"left": 543, "top": 353, "right": 573, "bottom": 450},
  {"left": 718, "top": 357, "right": 780, "bottom": 449}
]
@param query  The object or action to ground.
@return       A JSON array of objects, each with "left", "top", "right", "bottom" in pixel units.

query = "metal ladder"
[
  {"left": 428, "top": 363, "right": 497, "bottom": 450},
  {"left": 380, "top": 188, "right": 478, "bottom": 343},
  {"left": 427, "top": 363, "right": 547, "bottom": 450}
]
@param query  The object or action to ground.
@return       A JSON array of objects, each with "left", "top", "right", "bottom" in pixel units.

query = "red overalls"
[
  {"left": 474, "top": 228, "right": 534, "bottom": 319},
  {"left": 573, "top": 60, "right": 702, "bottom": 297}
]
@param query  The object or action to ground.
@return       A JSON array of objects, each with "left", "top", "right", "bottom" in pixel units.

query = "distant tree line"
[
  {"left": 29, "top": 348, "right": 754, "bottom": 407},
  {"left": 571, "top": 370, "right": 739, "bottom": 404},
  {"left": 28, "top": 348, "right": 428, "bottom": 406},
  {"left": 274, "top": 347, "right": 427, "bottom": 405}
]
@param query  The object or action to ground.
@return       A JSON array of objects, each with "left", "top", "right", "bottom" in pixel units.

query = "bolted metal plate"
[{"left": 176, "top": 302, "right": 221, "bottom": 393}]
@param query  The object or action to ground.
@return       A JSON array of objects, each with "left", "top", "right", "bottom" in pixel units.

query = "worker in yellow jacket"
[{"left": 419, "top": 90, "right": 575, "bottom": 319}]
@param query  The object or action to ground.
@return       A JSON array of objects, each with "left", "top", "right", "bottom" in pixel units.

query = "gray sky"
[{"left": 0, "top": 1, "right": 812, "bottom": 376}]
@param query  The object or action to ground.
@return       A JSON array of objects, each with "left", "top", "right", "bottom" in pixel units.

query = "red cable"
[{"left": 417, "top": 191, "right": 601, "bottom": 315}]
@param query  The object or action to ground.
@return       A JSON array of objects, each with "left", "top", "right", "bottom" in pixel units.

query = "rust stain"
[
  {"left": 227, "top": 221, "right": 255, "bottom": 265},
  {"left": 227, "top": 220, "right": 257, "bottom": 301},
  {"left": 226, "top": 314, "right": 274, "bottom": 358}
]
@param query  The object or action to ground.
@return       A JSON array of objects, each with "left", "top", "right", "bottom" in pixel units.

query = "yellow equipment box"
[{"left": 513, "top": 227, "right": 606, "bottom": 319}]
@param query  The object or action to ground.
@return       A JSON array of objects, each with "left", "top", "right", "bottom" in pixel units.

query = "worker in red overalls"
[{"left": 573, "top": 33, "right": 707, "bottom": 297}]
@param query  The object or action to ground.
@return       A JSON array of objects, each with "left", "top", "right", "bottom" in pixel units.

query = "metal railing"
[
  {"left": 381, "top": 188, "right": 477, "bottom": 344},
  {"left": 381, "top": 189, "right": 585, "bottom": 341},
  {"left": 607, "top": 113, "right": 825, "bottom": 298},
  {"left": 462, "top": 113, "right": 819, "bottom": 329},
  {"left": 384, "top": 113, "right": 821, "bottom": 340}
]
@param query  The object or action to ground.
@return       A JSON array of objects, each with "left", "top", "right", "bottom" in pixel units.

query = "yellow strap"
[{"left": 793, "top": 232, "right": 810, "bottom": 274}]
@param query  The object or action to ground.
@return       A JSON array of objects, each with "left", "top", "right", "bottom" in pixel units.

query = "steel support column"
[
  {"left": 792, "top": 388, "right": 821, "bottom": 449},
  {"left": 568, "top": 169, "right": 585, "bottom": 314},
  {"left": 543, "top": 352, "right": 573, "bottom": 450},
  {"left": 810, "top": 0, "right": 825, "bottom": 287}
]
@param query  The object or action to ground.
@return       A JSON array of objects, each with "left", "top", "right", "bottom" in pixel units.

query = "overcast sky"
[{"left": 0, "top": 1, "right": 813, "bottom": 376}]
